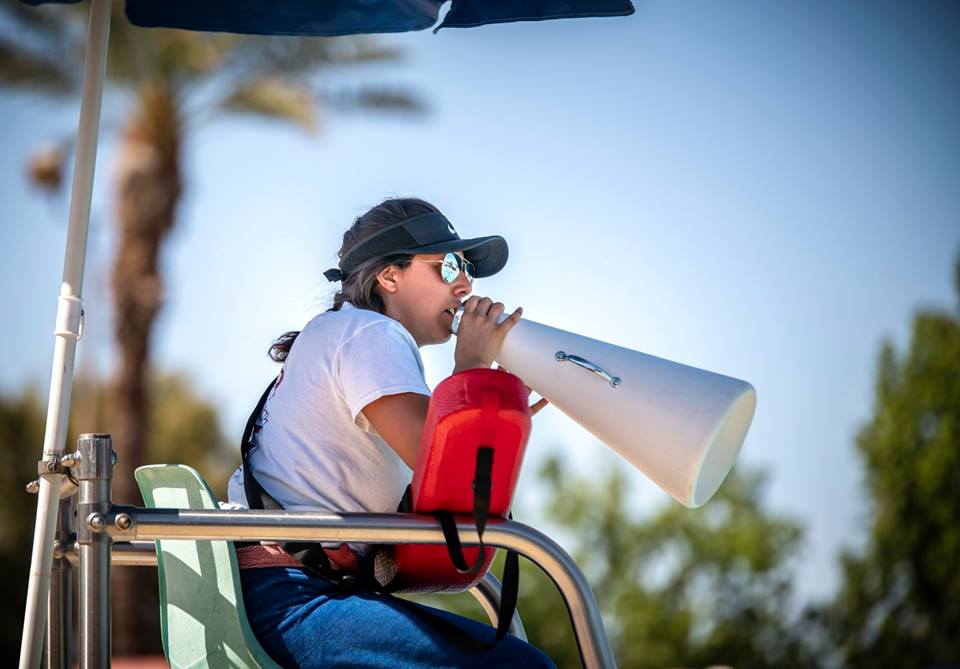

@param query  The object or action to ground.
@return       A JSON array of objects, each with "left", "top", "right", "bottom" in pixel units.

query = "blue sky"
[{"left": 2, "top": 1, "right": 959, "bottom": 605}]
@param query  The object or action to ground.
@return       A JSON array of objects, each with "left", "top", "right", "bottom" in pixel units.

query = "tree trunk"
[{"left": 110, "top": 82, "right": 182, "bottom": 655}]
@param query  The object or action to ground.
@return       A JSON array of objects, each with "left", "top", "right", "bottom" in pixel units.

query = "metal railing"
[
  {"left": 58, "top": 542, "right": 527, "bottom": 640},
  {"left": 38, "top": 434, "right": 616, "bottom": 669}
]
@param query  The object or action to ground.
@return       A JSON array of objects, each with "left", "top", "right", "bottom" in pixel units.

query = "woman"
[{"left": 226, "top": 197, "right": 556, "bottom": 668}]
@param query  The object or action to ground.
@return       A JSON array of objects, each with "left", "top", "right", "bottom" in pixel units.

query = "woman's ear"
[{"left": 376, "top": 265, "right": 401, "bottom": 294}]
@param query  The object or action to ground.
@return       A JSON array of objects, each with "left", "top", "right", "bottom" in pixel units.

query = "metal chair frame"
[{"left": 41, "top": 435, "right": 615, "bottom": 668}]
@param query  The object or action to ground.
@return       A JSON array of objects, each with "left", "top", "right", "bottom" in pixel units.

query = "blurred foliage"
[
  {"left": 428, "top": 460, "right": 816, "bottom": 669},
  {"left": 223, "top": 77, "right": 321, "bottom": 133},
  {"left": 0, "top": 388, "right": 45, "bottom": 663},
  {"left": 64, "top": 372, "right": 237, "bottom": 496},
  {"left": 2, "top": 1, "right": 425, "bottom": 653},
  {"left": 814, "top": 254, "right": 960, "bottom": 668},
  {"left": 0, "top": 371, "right": 235, "bottom": 662},
  {"left": 0, "top": 1, "right": 425, "bottom": 131}
]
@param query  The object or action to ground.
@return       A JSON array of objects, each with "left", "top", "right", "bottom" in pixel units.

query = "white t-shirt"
[{"left": 227, "top": 302, "right": 431, "bottom": 514}]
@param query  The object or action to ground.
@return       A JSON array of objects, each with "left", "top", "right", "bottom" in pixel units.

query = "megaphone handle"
[{"left": 555, "top": 351, "right": 622, "bottom": 389}]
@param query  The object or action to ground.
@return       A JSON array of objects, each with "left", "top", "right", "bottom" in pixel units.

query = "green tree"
[
  {"left": 434, "top": 459, "right": 814, "bottom": 669},
  {"left": 0, "top": 389, "right": 46, "bottom": 664},
  {"left": 69, "top": 372, "right": 237, "bottom": 495},
  {"left": 821, "top": 254, "right": 960, "bottom": 667},
  {"left": 0, "top": 372, "right": 234, "bottom": 662},
  {"left": 2, "top": 1, "right": 423, "bottom": 652}
]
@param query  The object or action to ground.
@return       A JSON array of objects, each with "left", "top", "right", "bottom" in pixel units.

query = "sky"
[{"left": 2, "top": 1, "right": 959, "bottom": 606}]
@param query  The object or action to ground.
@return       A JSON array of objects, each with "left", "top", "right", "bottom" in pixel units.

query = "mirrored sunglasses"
[{"left": 414, "top": 252, "right": 474, "bottom": 284}]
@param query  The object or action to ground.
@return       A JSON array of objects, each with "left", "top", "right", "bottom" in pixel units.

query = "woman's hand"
[
  {"left": 497, "top": 365, "right": 550, "bottom": 416},
  {"left": 453, "top": 296, "right": 522, "bottom": 373}
]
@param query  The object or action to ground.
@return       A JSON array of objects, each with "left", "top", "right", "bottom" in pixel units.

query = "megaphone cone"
[{"left": 453, "top": 309, "right": 756, "bottom": 508}]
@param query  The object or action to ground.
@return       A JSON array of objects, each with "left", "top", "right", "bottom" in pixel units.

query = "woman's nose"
[{"left": 453, "top": 275, "right": 472, "bottom": 298}]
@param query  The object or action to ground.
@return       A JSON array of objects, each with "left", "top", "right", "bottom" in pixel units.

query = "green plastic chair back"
[{"left": 135, "top": 464, "right": 283, "bottom": 669}]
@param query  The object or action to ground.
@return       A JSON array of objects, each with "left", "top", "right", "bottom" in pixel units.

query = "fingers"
[
  {"left": 476, "top": 297, "right": 494, "bottom": 316},
  {"left": 494, "top": 364, "right": 548, "bottom": 416},
  {"left": 530, "top": 397, "right": 550, "bottom": 416},
  {"left": 463, "top": 296, "right": 493, "bottom": 316},
  {"left": 462, "top": 295, "right": 481, "bottom": 313},
  {"left": 498, "top": 306, "right": 522, "bottom": 333},
  {"left": 463, "top": 296, "right": 510, "bottom": 322},
  {"left": 496, "top": 367, "right": 531, "bottom": 394}
]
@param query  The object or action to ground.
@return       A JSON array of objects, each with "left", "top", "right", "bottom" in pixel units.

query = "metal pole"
[
  {"left": 44, "top": 497, "right": 75, "bottom": 669},
  {"left": 76, "top": 435, "right": 114, "bottom": 669},
  {"left": 20, "top": 2, "right": 111, "bottom": 667},
  {"left": 62, "top": 541, "right": 158, "bottom": 568},
  {"left": 116, "top": 509, "right": 615, "bottom": 668},
  {"left": 469, "top": 572, "right": 527, "bottom": 641},
  {"left": 62, "top": 542, "right": 527, "bottom": 639}
]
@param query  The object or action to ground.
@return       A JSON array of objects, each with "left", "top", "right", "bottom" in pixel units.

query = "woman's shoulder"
[{"left": 302, "top": 303, "right": 408, "bottom": 345}]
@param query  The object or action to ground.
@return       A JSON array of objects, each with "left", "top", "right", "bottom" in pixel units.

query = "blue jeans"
[{"left": 240, "top": 567, "right": 557, "bottom": 669}]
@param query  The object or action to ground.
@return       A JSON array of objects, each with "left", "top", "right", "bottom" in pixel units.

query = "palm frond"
[
  {"left": 220, "top": 34, "right": 405, "bottom": 82},
  {"left": 323, "top": 36, "right": 406, "bottom": 66},
  {"left": 0, "top": 0, "right": 83, "bottom": 91},
  {"left": 26, "top": 140, "right": 69, "bottom": 192},
  {"left": 0, "top": 39, "right": 74, "bottom": 91},
  {"left": 106, "top": 23, "right": 240, "bottom": 89},
  {"left": 220, "top": 76, "right": 319, "bottom": 133},
  {"left": 0, "top": 0, "right": 81, "bottom": 42},
  {"left": 320, "top": 85, "right": 427, "bottom": 116}
]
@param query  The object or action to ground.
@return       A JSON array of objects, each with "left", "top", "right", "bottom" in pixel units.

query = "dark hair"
[{"left": 268, "top": 197, "right": 441, "bottom": 362}]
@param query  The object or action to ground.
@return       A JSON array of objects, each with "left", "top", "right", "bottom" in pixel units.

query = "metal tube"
[
  {"left": 76, "top": 435, "right": 114, "bottom": 669},
  {"left": 68, "top": 542, "right": 534, "bottom": 638},
  {"left": 45, "top": 558, "right": 72, "bottom": 669},
  {"left": 76, "top": 544, "right": 530, "bottom": 638},
  {"left": 107, "top": 541, "right": 158, "bottom": 567},
  {"left": 62, "top": 541, "right": 159, "bottom": 568},
  {"left": 78, "top": 543, "right": 110, "bottom": 669},
  {"left": 122, "top": 509, "right": 615, "bottom": 668},
  {"left": 20, "top": 2, "right": 112, "bottom": 667},
  {"left": 45, "top": 498, "right": 75, "bottom": 669},
  {"left": 469, "top": 572, "right": 527, "bottom": 641}
]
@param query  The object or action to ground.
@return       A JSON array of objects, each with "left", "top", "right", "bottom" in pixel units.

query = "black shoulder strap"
[
  {"left": 239, "top": 379, "right": 520, "bottom": 649},
  {"left": 240, "top": 377, "right": 363, "bottom": 582},
  {"left": 241, "top": 378, "right": 281, "bottom": 511}
]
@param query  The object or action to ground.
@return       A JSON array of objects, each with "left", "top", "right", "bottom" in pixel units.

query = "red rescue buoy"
[{"left": 380, "top": 368, "right": 531, "bottom": 592}]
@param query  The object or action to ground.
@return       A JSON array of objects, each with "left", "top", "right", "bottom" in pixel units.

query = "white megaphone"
[{"left": 452, "top": 308, "right": 757, "bottom": 508}]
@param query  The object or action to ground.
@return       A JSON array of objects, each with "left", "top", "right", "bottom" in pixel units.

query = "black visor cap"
[{"left": 337, "top": 212, "right": 508, "bottom": 279}]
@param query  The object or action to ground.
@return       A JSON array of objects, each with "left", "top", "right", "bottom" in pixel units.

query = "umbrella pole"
[{"left": 19, "top": 1, "right": 112, "bottom": 667}]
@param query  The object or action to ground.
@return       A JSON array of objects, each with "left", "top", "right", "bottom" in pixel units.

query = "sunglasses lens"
[
  {"left": 437, "top": 252, "right": 474, "bottom": 284},
  {"left": 440, "top": 253, "right": 460, "bottom": 283}
]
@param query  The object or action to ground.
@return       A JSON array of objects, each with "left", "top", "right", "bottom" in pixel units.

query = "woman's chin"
[{"left": 434, "top": 324, "right": 453, "bottom": 344}]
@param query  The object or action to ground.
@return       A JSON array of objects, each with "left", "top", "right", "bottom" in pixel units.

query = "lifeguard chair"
[{"left": 30, "top": 420, "right": 613, "bottom": 669}]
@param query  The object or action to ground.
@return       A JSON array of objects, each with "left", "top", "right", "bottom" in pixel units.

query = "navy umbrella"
[
  {"left": 17, "top": 2, "right": 633, "bottom": 667},
  {"left": 26, "top": 0, "right": 634, "bottom": 34}
]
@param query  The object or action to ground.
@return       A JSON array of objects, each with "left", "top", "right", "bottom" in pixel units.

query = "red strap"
[{"left": 236, "top": 543, "right": 360, "bottom": 573}]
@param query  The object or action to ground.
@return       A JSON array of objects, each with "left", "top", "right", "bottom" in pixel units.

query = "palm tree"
[{"left": 2, "top": 0, "right": 425, "bottom": 653}]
